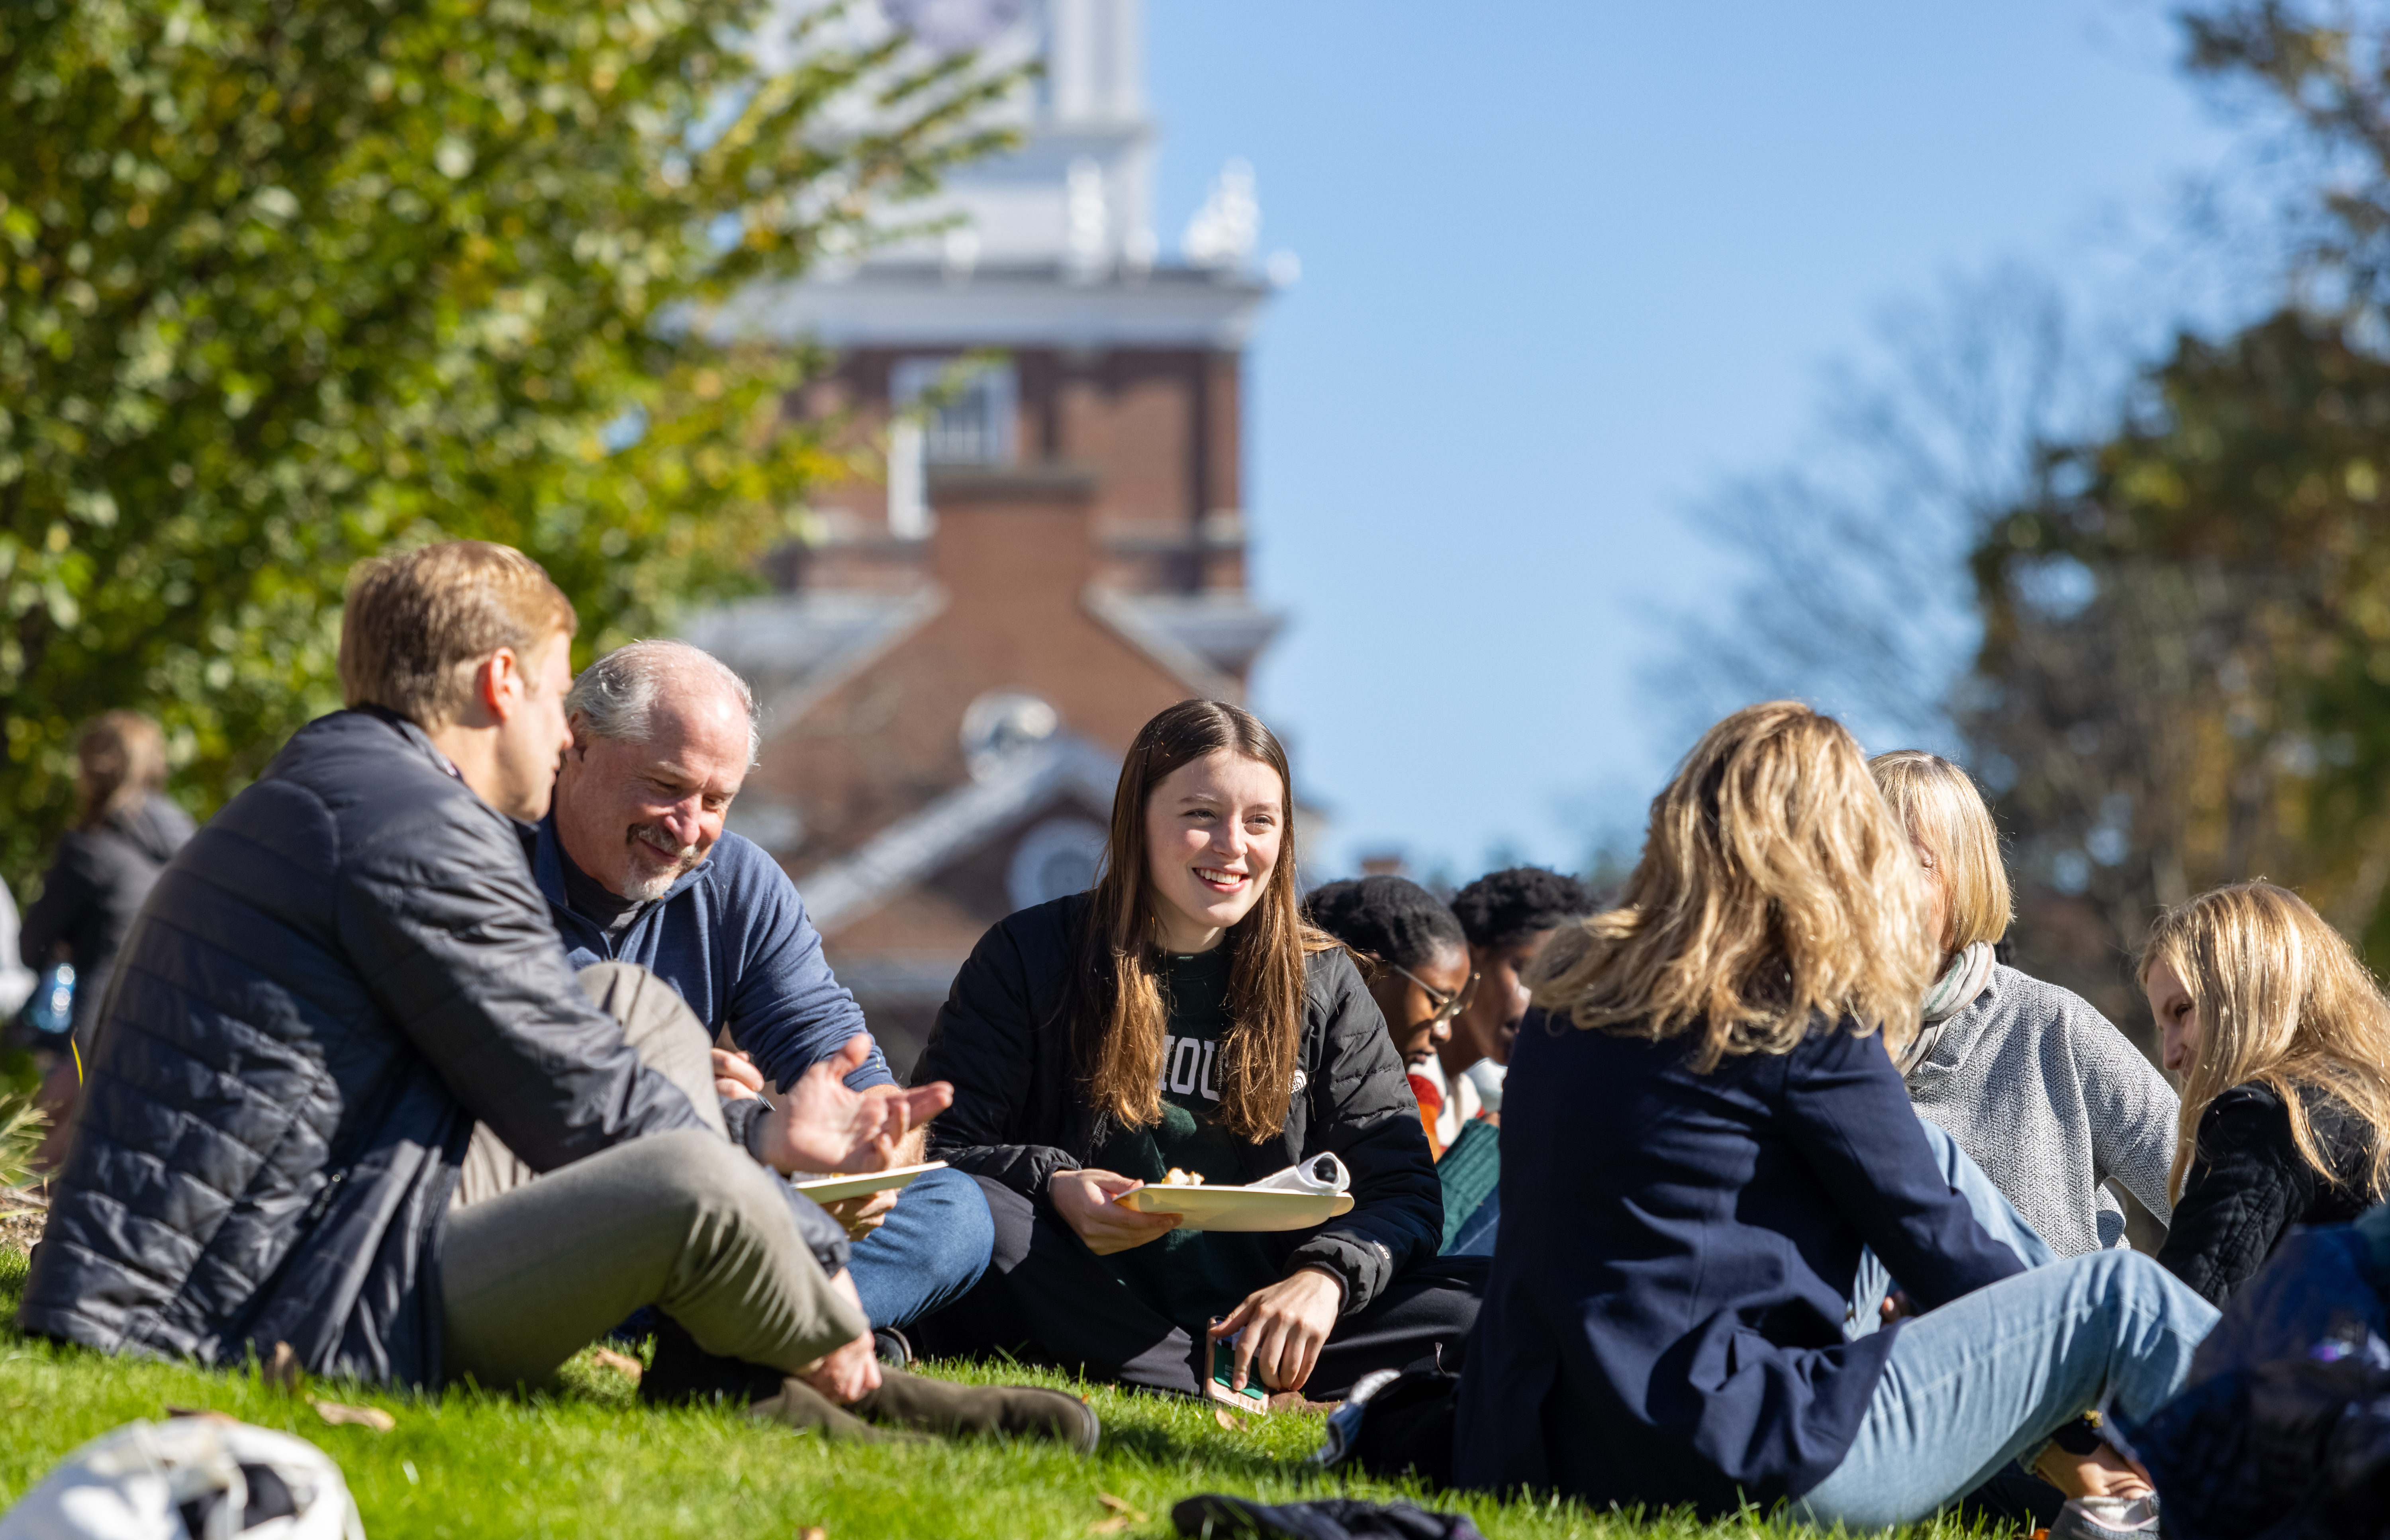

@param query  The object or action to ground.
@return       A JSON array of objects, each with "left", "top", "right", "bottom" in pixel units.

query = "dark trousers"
[{"left": 913, "top": 1176, "right": 1488, "bottom": 1399}]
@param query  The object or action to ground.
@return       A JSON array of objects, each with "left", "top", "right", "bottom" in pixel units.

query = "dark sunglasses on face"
[{"left": 1391, "top": 963, "right": 1480, "bottom": 1024}]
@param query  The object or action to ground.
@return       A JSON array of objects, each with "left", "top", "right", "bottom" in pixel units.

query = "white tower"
[{"left": 726, "top": 0, "right": 1272, "bottom": 350}]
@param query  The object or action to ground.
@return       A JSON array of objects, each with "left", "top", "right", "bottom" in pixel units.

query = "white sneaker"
[{"left": 2047, "top": 1493, "right": 2161, "bottom": 1539}]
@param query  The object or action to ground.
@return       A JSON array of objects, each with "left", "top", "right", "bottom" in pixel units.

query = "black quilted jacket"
[
  {"left": 912, "top": 893, "right": 1442, "bottom": 1313},
  {"left": 16, "top": 708, "right": 766, "bottom": 1387},
  {"left": 2157, "top": 1081, "right": 2376, "bottom": 1307}
]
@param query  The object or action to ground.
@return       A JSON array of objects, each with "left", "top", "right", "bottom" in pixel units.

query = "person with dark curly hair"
[
  {"left": 1303, "top": 875, "right": 1475, "bottom": 1156},
  {"left": 1445, "top": 867, "right": 1597, "bottom": 1127}
]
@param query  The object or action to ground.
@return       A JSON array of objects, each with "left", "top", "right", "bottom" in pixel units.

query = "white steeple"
[
  {"left": 725, "top": 0, "right": 1273, "bottom": 351},
  {"left": 865, "top": 0, "right": 1158, "bottom": 272}
]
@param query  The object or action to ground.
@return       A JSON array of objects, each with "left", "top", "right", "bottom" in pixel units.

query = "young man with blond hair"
[{"left": 19, "top": 541, "right": 1093, "bottom": 1447}]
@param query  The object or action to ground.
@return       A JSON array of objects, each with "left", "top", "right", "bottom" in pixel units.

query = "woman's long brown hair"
[
  {"left": 75, "top": 710, "right": 167, "bottom": 831},
  {"left": 1074, "top": 699, "right": 1328, "bottom": 1142}
]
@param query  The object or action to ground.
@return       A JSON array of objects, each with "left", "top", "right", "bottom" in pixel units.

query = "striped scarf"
[{"left": 1898, "top": 940, "right": 1996, "bottom": 1077}]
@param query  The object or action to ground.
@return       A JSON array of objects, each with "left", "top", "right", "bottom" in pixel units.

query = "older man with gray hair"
[{"left": 531, "top": 638, "right": 994, "bottom": 1356}]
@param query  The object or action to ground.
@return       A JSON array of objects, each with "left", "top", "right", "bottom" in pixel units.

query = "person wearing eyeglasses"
[{"left": 1304, "top": 876, "right": 1479, "bottom": 1156}]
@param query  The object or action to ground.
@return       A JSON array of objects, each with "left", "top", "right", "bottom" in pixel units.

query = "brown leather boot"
[
  {"left": 640, "top": 1320, "right": 925, "bottom": 1444},
  {"left": 846, "top": 1368, "right": 1101, "bottom": 1453}
]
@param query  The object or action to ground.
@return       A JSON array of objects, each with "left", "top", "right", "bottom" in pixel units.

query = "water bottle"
[{"left": 24, "top": 963, "right": 73, "bottom": 1038}]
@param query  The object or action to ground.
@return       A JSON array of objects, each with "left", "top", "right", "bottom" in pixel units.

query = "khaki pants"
[{"left": 437, "top": 962, "right": 863, "bottom": 1389}]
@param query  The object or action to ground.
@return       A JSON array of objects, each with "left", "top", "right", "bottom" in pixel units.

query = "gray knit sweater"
[{"left": 1904, "top": 964, "right": 2179, "bottom": 1257}]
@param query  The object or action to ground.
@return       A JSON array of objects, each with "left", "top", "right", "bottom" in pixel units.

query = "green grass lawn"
[{"left": 0, "top": 1242, "right": 2015, "bottom": 1539}]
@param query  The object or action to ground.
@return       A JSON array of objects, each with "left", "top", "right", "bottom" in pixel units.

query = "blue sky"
[{"left": 1142, "top": 1, "right": 2249, "bottom": 883}]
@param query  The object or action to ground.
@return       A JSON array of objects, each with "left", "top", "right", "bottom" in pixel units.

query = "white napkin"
[{"left": 1246, "top": 1152, "right": 1351, "bottom": 1196}]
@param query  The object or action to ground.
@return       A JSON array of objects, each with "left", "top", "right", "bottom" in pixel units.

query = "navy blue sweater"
[
  {"left": 527, "top": 813, "right": 891, "bottom": 1093},
  {"left": 1452, "top": 1009, "right": 2025, "bottom": 1512}
]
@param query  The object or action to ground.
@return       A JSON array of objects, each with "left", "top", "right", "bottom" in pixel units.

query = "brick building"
[{"left": 690, "top": 0, "right": 1285, "bottom": 1070}]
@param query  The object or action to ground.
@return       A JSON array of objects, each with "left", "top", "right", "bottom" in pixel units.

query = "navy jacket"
[
  {"left": 526, "top": 813, "right": 890, "bottom": 1093},
  {"left": 1452, "top": 1009, "right": 2026, "bottom": 1513},
  {"left": 20, "top": 710, "right": 847, "bottom": 1387}
]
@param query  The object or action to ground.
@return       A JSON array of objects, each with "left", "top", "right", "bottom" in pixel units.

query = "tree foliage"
[
  {"left": 1969, "top": 310, "right": 2390, "bottom": 1015},
  {"left": 0, "top": 0, "right": 1014, "bottom": 885},
  {"left": 1952, "top": 3, "right": 2390, "bottom": 1021}
]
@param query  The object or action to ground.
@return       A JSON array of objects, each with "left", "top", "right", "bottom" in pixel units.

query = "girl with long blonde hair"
[
  {"left": 913, "top": 700, "right": 1482, "bottom": 1400},
  {"left": 1452, "top": 702, "right": 2218, "bottom": 1532},
  {"left": 2141, "top": 880, "right": 2390, "bottom": 1305}
]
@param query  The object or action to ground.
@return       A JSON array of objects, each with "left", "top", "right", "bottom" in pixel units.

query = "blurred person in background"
[
  {"left": 2141, "top": 880, "right": 2390, "bottom": 1307},
  {"left": 1871, "top": 752, "right": 2177, "bottom": 1257},
  {"left": 20, "top": 710, "right": 194, "bottom": 1168},
  {"left": 533, "top": 638, "right": 994, "bottom": 1358},
  {"left": 22, "top": 711, "right": 193, "bottom": 1043},
  {"left": 1304, "top": 874, "right": 1477, "bottom": 1155},
  {"left": 1444, "top": 867, "right": 1598, "bottom": 1120},
  {"left": 912, "top": 700, "right": 1483, "bottom": 1402},
  {"left": 0, "top": 885, "right": 37, "bottom": 1026}
]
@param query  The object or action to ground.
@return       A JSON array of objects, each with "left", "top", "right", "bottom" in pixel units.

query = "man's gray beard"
[
  {"left": 623, "top": 826, "right": 699, "bottom": 901},
  {"left": 623, "top": 872, "right": 679, "bottom": 902}
]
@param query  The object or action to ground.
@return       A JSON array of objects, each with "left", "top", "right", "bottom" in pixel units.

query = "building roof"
[
  {"left": 707, "top": 260, "right": 1273, "bottom": 351},
  {"left": 682, "top": 586, "right": 948, "bottom": 742},
  {"left": 683, "top": 583, "right": 1280, "bottom": 744},
  {"left": 795, "top": 733, "right": 1120, "bottom": 932}
]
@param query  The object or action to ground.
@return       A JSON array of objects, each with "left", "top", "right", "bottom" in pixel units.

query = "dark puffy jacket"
[
  {"left": 16, "top": 708, "right": 823, "bottom": 1388},
  {"left": 912, "top": 893, "right": 1442, "bottom": 1313},
  {"left": 2159, "top": 1081, "right": 2378, "bottom": 1308},
  {"left": 20, "top": 793, "right": 194, "bottom": 1041}
]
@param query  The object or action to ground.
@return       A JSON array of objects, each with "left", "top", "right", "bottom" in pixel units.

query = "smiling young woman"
[{"left": 909, "top": 699, "right": 1486, "bottom": 1401}]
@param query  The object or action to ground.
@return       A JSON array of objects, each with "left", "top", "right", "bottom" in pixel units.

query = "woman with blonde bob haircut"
[
  {"left": 1454, "top": 702, "right": 2218, "bottom": 1531},
  {"left": 2141, "top": 881, "right": 2390, "bottom": 1306},
  {"left": 1871, "top": 751, "right": 2177, "bottom": 1257}
]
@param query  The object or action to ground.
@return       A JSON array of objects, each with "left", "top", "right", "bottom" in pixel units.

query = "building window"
[
  {"left": 892, "top": 357, "right": 1016, "bottom": 466},
  {"left": 1008, "top": 816, "right": 1108, "bottom": 913}
]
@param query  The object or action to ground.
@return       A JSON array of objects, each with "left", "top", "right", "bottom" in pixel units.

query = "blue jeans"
[
  {"left": 845, "top": 1166, "right": 995, "bottom": 1332},
  {"left": 1800, "top": 1121, "right": 2220, "bottom": 1526},
  {"left": 1845, "top": 1117, "right": 2059, "bottom": 1338}
]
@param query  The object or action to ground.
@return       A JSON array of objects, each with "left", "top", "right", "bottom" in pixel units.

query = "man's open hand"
[{"left": 756, "top": 1035, "right": 953, "bottom": 1176}]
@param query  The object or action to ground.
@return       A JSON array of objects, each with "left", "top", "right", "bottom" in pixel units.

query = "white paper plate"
[
  {"left": 1115, "top": 1185, "right": 1355, "bottom": 1232},
  {"left": 791, "top": 1160, "right": 948, "bottom": 1203}
]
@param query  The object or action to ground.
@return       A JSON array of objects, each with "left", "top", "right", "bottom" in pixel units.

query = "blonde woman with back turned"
[
  {"left": 2141, "top": 881, "right": 2390, "bottom": 1306},
  {"left": 1871, "top": 751, "right": 2177, "bottom": 1255},
  {"left": 1451, "top": 702, "right": 2218, "bottom": 1532}
]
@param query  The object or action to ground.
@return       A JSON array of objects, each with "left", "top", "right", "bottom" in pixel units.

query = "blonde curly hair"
[{"left": 1532, "top": 701, "right": 1937, "bottom": 1072}]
